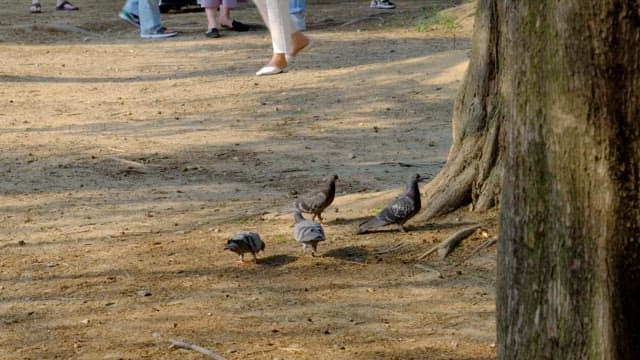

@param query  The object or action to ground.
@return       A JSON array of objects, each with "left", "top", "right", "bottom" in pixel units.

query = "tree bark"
[
  {"left": 497, "top": 1, "right": 640, "bottom": 359},
  {"left": 419, "top": 0, "right": 505, "bottom": 221}
]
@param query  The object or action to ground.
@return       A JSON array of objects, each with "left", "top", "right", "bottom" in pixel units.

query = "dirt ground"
[{"left": 0, "top": 1, "right": 498, "bottom": 359}]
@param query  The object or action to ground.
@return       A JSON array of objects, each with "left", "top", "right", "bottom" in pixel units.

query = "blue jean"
[
  {"left": 289, "top": 0, "right": 305, "bottom": 14},
  {"left": 122, "top": 0, "right": 164, "bottom": 36}
]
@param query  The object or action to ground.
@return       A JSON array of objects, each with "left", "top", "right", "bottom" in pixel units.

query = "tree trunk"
[
  {"left": 497, "top": 1, "right": 640, "bottom": 358},
  {"left": 419, "top": 0, "right": 505, "bottom": 221}
]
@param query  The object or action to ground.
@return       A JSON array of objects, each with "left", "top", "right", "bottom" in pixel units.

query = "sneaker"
[
  {"left": 119, "top": 9, "right": 140, "bottom": 27},
  {"left": 141, "top": 27, "right": 178, "bottom": 39},
  {"left": 290, "top": 12, "right": 306, "bottom": 31},
  {"left": 370, "top": 0, "right": 396, "bottom": 9}
]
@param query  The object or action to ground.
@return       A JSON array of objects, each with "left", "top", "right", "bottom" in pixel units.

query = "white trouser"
[{"left": 253, "top": 0, "right": 293, "bottom": 54}]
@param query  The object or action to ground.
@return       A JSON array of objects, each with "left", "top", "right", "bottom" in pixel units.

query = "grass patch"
[
  {"left": 416, "top": 7, "right": 460, "bottom": 32},
  {"left": 274, "top": 235, "right": 288, "bottom": 244}
]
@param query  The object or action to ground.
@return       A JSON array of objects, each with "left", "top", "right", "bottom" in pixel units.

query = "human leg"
[
  {"left": 204, "top": 7, "right": 221, "bottom": 37},
  {"left": 220, "top": 0, "right": 250, "bottom": 31},
  {"left": 253, "top": 0, "right": 292, "bottom": 74},
  {"left": 136, "top": 0, "right": 176, "bottom": 38},
  {"left": 199, "top": 0, "right": 221, "bottom": 37},
  {"left": 289, "top": 0, "right": 305, "bottom": 31}
]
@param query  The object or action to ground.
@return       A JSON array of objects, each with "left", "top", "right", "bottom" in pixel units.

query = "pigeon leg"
[
  {"left": 398, "top": 224, "right": 407, "bottom": 232},
  {"left": 311, "top": 242, "right": 319, "bottom": 257},
  {"left": 252, "top": 252, "right": 258, "bottom": 264},
  {"left": 236, "top": 254, "right": 246, "bottom": 264}
]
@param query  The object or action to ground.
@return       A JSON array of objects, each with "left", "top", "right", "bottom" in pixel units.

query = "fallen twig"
[
  {"left": 169, "top": 339, "right": 227, "bottom": 360},
  {"left": 209, "top": 210, "right": 268, "bottom": 226},
  {"left": 414, "top": 263, "right": 444, "bottom": 279},
  {"left": 454, "top": 236, "right": 498, "bottom": 266},
  {"left": 109, "top": 156, "right": 146, "bottom": 168},
  {"left": 416, "top": 225, "right": 481, "bottom": 260},
  {"left": 373, "top": 241, "right": 407, "bottom": 255}
]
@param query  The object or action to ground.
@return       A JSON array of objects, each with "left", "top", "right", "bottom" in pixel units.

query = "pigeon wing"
[
  {"left": 378, "top": 195, "right": 416, "bottom": 224},
  {"left": 358, "top": 195, "right": 415, "bottom": 233},
  {"left": 294, "top": 220, "right": 326, "bottom": 243},
  {"left": 294, "top": 191, "right": 327, "bottom": 213}
]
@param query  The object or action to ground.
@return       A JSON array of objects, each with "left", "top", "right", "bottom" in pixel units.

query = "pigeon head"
[
  {"left": 330, "top": 174, "right": 339, "bottom": 182},
  {"left": 224, "top": 239, "right": 240, "bottom": 251},
  {"left": 405, "top": 174, "right": 423, "bottom": 196}
]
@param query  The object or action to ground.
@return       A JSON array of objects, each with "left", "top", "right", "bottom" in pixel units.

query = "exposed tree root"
[
  {"left": 455, "top": 236, "right": 497, "bottom": 266},
  {"left": 416, "top": 0, "right": 505, "bottom": 222},
  {"left": 416, "top": 225, "right": 480, "bottom": 260}
]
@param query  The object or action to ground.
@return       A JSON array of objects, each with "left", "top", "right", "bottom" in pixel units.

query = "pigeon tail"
[{"left": 357, "top": 216, "right": 389, "bottom": 234}]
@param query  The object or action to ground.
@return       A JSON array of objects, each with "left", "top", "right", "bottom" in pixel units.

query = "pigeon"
[
  {"left": 293, "top": 210, "right": 326, "bottom": 256},
  {"left": 293, "top": 174, "right": 338, "bottom": 222},
  {"left": 357, "top": 174, "right": 423, "bottom": 234},
  {"left": 224, "top": 231, "right": 265, "bottom": 263}
]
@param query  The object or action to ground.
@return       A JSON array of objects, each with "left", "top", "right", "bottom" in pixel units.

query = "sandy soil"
[{"left": 0, "top": 1, "right": 497, "bottom": 359}]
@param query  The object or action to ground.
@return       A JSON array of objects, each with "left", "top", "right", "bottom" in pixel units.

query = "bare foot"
[{"left": 290, "top": 32, "right": 311, "bottom": 57}]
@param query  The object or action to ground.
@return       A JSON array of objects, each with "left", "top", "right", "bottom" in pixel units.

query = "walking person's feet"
[
  {"left": 141, "top": 27, "right": 178, "bottom": 39},
  {"left": 29, "top": 2, "right": 41, "bottom": 13},
  {"left": 256, "top": 53, "right": 288, "bottom": 76},
  {"left": 56, "top": 0, "right": 79, "bottom": 11},
  {"left": 119, "top": 9, "right": 140, "bottom": 27},
  {"left": 370, "top": 0, "right": 396, "bottom": 9}
]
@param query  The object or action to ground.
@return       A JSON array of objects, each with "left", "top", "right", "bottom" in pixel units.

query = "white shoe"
[{"left": 256, "top": 66, "right": 286, "bottom": 76}]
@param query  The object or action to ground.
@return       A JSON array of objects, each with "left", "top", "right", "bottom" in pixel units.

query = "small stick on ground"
[
  {"left": 414, "top": 263, "right": 444, "bottom": 279},
  {"left": 109, "top": 156, "right": 147, "bottom": 168},
  {"left": 416, "top": 225, "right": 481, "bottom": 260},
  {"left": 373, "top": 241, "right": 406, "bottom": 255},
  {"left": 169, "top": 339, "right": 228, "bottom": 360},
  {"left": 454, "top": 236, "right": 498, "bottom": 266}
]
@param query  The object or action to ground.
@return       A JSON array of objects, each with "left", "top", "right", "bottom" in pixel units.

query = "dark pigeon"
[
  {"left": 224, "top": 231, "right": 265, "bottom": 263},
  {"left": 293, "top": 174, "right": 338, "bottom": 222},
  {"left": 293, "top": 210, "right": 326, "bottom": 256},
  {"left": 357, "top": 174, "right": 423, "bottom": 234}
]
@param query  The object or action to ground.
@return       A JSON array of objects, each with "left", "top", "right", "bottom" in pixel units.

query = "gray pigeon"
[
  {"left": 224, "top": 231, "right": 265, "bottom": 263},
  {"left": 293, "top": 174, "right": 338, "bottom": 222},
  {"left": 293, "top": 210, "right": 326, "bottom": 256},
  {"left": 357, "top": 174, "right": 423, "bottom": 234}
]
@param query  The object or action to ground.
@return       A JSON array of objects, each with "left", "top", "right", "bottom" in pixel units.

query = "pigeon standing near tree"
[
  {"left": 224, "top": 231, "right": 265, "bottom": 263},
  {"left": 293, "top": 174, "right": 338, "bottom": 222},
  {"left": 357, "top": 174, "right": 424, "bottom": 234},
  {"left": 293, "top": 210, "right": 326, "bottom": 256}
]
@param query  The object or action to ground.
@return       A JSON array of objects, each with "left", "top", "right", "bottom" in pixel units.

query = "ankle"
[{"left": 268, "top": 54, "right": 288, "bottom": 69}]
